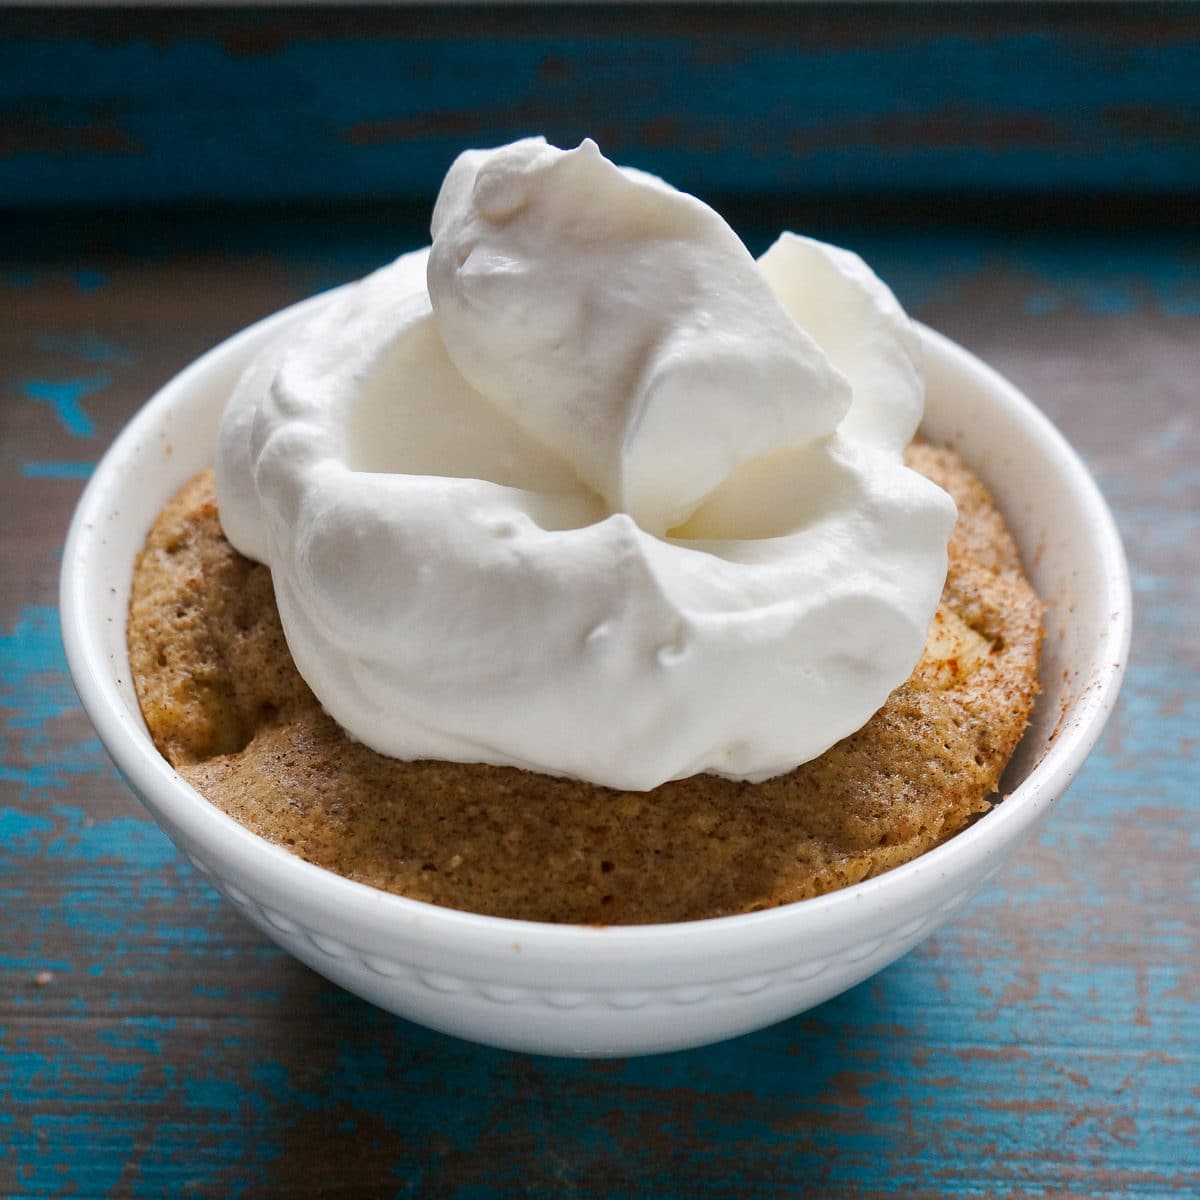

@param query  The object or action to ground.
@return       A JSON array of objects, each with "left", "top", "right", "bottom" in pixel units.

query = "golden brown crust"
[{"left": 128, "top": 446, "right": 1042, "bottom": 924}]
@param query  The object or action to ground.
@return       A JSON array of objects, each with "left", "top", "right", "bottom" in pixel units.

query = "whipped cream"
[{"left": 217, "top": 137, "right": 956, "bottom": 791}]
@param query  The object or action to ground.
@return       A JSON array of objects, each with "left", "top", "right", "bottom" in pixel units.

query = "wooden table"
[
  {"left": 2, "top": 201, "right": 1196, "bottom": 1197},
  {"left": 5, "top": 4, "right": 1200, "bottom": 1193}
]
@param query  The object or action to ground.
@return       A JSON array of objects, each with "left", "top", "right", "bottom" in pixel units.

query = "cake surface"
[{"left": 127, "top": 444, "right": 1042, "bottom": 924}]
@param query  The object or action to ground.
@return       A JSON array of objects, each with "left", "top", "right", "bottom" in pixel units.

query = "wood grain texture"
[
  {"left": 2, "top": 206, "right": 1197, "bottom": 1195},
  {"left": 3, "top": 5, "right": 1200, "bottom": 207}
]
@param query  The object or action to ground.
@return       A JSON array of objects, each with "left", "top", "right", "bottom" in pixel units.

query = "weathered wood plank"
[{"left": 3, "top": 6, "right": 1200, "bottom": 208}]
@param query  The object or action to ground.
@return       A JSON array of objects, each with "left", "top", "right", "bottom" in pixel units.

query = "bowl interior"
[
  {"left": 918, "top": 324, "right": 1129, "bottom": 790},
  {"left": 62, "top": 296, "right": 1129, "bottom": 951}
]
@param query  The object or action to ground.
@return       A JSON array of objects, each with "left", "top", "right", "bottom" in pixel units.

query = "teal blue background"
[{"left": 4, "top": 6, "right": 1200, "bottom": 208}]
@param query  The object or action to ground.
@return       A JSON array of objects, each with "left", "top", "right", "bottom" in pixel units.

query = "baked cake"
[{"left": 127, "top": 443, "right": 1041, "bottom": 924}]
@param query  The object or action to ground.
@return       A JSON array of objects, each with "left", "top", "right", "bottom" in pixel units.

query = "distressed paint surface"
[
  {"left": 1, "top": 205, "right": 1196, "bottom": 1197},
  {"left": 3, "top": 0, "right": 1200, "bottom": 1158},
  {"left": 2, "top": 7, "right": 1200, "bottom": 207}
]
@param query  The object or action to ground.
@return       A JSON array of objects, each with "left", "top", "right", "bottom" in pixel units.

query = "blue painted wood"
[
  {"left": 3, "top": 7, "right": 1200, "bottom": 208},
  {"left": 1, "top": 206, "right": 1197, "bottom": 1196}
]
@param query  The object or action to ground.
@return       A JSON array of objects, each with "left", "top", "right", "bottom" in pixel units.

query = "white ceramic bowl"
[{"left": 62, "top": 294, "right": 1129, "bottom": 1057}]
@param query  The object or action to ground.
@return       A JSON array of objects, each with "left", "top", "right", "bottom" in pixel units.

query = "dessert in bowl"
[{"left": 61, "top": 141, "right": 1128, "bottom": 1055}]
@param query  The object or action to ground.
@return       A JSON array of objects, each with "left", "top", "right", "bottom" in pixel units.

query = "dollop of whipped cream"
[{"left": 217, "top": 137, "right": 956, "bottom": 791}]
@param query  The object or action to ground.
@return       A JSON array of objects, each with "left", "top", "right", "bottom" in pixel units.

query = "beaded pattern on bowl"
[{"left": 185, "top": 853, "right": 1001, "bottom": 1012}]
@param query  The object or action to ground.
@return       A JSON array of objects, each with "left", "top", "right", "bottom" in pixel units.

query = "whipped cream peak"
[
  {"left": 217, "top": 137, "right": 956, "bottom": 792},
  {"left": 428, "top": 136, "right": 850, "bottom": 536}
]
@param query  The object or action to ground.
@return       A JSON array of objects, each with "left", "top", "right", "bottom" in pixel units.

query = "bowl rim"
[{"left": 60, "top": 300, "right": 1132, "bottom": 963}]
